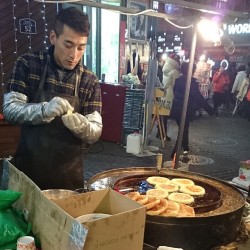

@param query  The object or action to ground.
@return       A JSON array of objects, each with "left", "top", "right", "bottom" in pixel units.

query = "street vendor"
[{"left": 3, "top": 7, "right": 102, "bottom": 190}]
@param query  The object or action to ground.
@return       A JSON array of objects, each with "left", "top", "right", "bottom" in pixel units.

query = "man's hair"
[{"left": 54, "top": 7, "right": 90, "bottom": 37}]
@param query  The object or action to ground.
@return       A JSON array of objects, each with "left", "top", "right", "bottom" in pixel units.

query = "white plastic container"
[{"left": 126, "top": 133, "right": 142, "bottom": 155}]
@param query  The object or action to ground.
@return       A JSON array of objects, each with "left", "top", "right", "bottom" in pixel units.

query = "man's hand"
[
  {"left": 62, "top": 113, "right": 89, "bottom": 133},
  {"left": 44, "top": 97, "right": 74, "bottom": 118}
]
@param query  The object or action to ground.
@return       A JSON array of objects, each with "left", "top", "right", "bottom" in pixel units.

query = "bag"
[{"left": 0, "top": 190, "right": 33, "bottom": 250}]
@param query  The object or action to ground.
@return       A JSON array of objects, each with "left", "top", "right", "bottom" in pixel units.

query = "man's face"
[{"left": 50, "top": 25, "right": 88, "bottom": 70}]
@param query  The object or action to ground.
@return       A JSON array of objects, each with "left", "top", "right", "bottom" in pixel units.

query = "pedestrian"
[
  {"left": 170, "top": 62, "right": 213, "bottom": 159},
  {"left": 159, "top": 53, "right": 181, "bottom": 141},
  {"left": 212, "top": 66, "right": 230, "bottom": 115},
  {"left": 154, "top": 53, "right": 171, "bottom": 141},
  {"left": 3, "top": 7, "right": 103, "bottom": 190},
  {"left": 234, "top": 70, "right": 250, "bottom": 118},
  {"left": 231, "top": 65, "right": 246, "bottom": 103}
]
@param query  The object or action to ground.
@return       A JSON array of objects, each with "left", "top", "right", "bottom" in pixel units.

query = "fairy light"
[
  {"left": 0, "top": 40, "right": 4, "bottom": 87},
  {"left": 12, "top": 0, "right": 18, "bottom": 58},
  {"left": 41, "top": 2, "right": 49, "bottom": 50},
  {"left": 26, "top": 0, "right": 32, "bottom": 50}
]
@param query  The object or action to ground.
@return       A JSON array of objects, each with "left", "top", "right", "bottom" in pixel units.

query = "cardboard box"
[{"left": 1, "top": 159, "right": 146, "bottom": 250}]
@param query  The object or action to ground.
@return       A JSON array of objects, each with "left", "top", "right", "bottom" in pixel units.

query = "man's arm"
[{"left": 3, "top": 92, "right": 73, "bottom": 125}]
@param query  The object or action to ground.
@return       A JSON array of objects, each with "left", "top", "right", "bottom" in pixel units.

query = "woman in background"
[{"left": 212, "top": 66, "right": 230, "bottom": 116}]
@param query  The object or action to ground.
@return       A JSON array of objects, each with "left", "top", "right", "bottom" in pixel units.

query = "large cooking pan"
[{"left": 87, "top": 167, "right": 245, "bottom": 250}]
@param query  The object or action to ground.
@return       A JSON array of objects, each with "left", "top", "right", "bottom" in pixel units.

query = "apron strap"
[{"left": 34, "top": 56, "right": 49, "bottom": 103}]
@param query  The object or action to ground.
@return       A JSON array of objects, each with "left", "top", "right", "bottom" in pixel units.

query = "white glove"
[
  {"left": 62, "top": 113, "right": 89, "bottom": 133},
  {"left": 62, "top": 111, "right": 102, "bottom": 144},
  {"left": 44, "top": 97, "right": 74, "bottom": 118}
]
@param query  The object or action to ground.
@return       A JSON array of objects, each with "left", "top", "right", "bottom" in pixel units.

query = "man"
[
  {"left": 3, "top": 7, "right": 102, "bottom": 190},
  {"left": 170, "top": 62, "right": 213, "bottom": 159}
]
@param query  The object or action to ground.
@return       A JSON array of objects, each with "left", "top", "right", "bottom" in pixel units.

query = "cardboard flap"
[
  {"left": 1, "top": 159, "right": 88, "bottom": 250},
  {"left": 1, "top": 160, "right": 146, "bottom": 250}
]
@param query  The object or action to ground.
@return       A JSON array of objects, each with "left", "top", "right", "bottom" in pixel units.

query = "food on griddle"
[
  {"left": 161, "top": 200, "right": 181, "bottom": 217},
  {"left": 178, "top": 203, "right": 195, "bottom": 217},
  {"left": 146, "top": 188, "right": 169, "bottom": 199},
  {"left": 180, "top": 184, "right": 205, "bottom": 197},
  {"left": 136, "top": 194, "right": 149, "bottom": 205},
  {"left": 168, "top": 192, "right": 195, "bottom": 205},
  {"left": 125, "top": 191, "right": 140, "bottom": 201},
  {"left": 144, "top": 197, "right": 161, "bottom": 210},
  {"left": 170, "top": 178, "right": 195, "bottom": 187},
  {"left": 146, "top": 176, "right": 170, "bottom": 186},
  {"left": 124, "top": 192, "right": 195, "bottom": 217},
  {"left": 121, "top": 176, "right": 206, "bottom": 217},
  {"left": 155, "top": 183, "right": 179, "bottom": 193},
  {"left": 147, "top": 199, "right": 168, "bottom": 215}
]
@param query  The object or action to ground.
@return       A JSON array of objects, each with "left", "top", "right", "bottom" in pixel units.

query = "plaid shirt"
[{"left": 7, "top": 46, "right": 102, "bottom": 115}]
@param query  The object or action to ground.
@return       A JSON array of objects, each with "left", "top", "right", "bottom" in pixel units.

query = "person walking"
[
  {"left": 170, "top": 62, "right": 213, "bottom": 159},
  {"left": 231, "top": 65, "right": 246, "bottom": 103},
  {"left": 212, "top": 66, "right": 230, "bottom": 116},
  {"left": 158, "top": 53, "right": 181, "bottom": 141},
  {"left": 3, "top": 7, "right": 103, "bottom": 190}
]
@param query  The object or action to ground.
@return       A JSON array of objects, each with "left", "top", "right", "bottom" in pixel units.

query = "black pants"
[
  {"left": 213, "top": 92, "right": 226, "bottom": 112},
  {"left": 171, "top": 115, "right": 190, "bottom": 159}
]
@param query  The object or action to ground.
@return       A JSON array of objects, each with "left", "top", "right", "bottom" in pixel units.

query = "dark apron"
[{"left": 14, "top": 62, "right": 84, "bottom": 190}]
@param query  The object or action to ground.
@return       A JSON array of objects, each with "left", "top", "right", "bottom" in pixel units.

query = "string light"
[
  {"left": 0, "top": 40, "right": 4, "bottom": 87},
  {"left": 26, "top": 0, "right": 32, "bottom": 50},
  {"left": 12, "top": 0, "right": 18, "bottom": 58},
  {"left": 41, "top": 3, "right": 49, "bottom": 50}
]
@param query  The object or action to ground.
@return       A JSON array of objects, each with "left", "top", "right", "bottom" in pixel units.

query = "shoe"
[
  {"left": 166, "top": 136, "right": 171, "bottom": 142},
  {"left": 183, "top": 151, "right": 189, "bottom": 155},
  {"left": 156, "top": 131, "right": 160, "bottom": 139}
]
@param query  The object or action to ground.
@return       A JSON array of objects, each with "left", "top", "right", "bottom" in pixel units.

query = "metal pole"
[{"left": 174, "top": 25, "right": 197, "bottom": 169}]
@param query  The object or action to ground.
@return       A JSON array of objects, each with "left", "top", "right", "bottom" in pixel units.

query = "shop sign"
[
  {"left": 19, "top": 18, "right": 37, "bottom": 34},
  {"left": 224, "top": 23, "right": 250, "bottom": 35},
  {"left": 157, "top": 31, "right": 184, "bottom": 54}
]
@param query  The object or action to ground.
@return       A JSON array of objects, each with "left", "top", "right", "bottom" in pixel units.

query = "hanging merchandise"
[{"left": 194, "top": 57, "right": 212, "bottom": 99}]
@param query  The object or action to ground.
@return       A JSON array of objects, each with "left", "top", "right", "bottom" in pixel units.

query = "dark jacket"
[{"left": 171, "top": 75, "right": 213, "bottom": 120}]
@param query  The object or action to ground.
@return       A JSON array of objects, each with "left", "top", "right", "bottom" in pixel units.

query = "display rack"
[{"left": 122, "top": 89, "right": 145, "bottom": 144}]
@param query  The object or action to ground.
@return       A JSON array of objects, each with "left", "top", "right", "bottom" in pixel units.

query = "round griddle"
[
  {"left": 87, "top": 167, "right": 246, "bottom": 250},
  {"left": 113, "top": 174, "right": 222, "bottom": 214}
]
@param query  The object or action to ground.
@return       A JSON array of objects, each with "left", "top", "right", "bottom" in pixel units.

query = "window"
[
  {"left": 63, "top": 2, "right": 120, "bottom": 82},
  {"left": 101, "top": 8, "right": 120, "bottom": 82}
]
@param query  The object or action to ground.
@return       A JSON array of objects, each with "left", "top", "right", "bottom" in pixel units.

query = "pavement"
[{"left": 84, "top": 106, "right": 250, "bottom": 185}]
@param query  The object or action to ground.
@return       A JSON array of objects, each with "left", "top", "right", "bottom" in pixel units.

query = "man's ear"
[{"left": 50, "top": 30, "right": 57, "bottom": 45}]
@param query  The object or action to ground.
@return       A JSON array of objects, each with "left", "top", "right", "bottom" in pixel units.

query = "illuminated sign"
[
  {"left": 157, "top": 31, "right": 184, "bottom": 53},
  {"left": 224, "top": 23, "right": 250, "bottom": 35}
]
